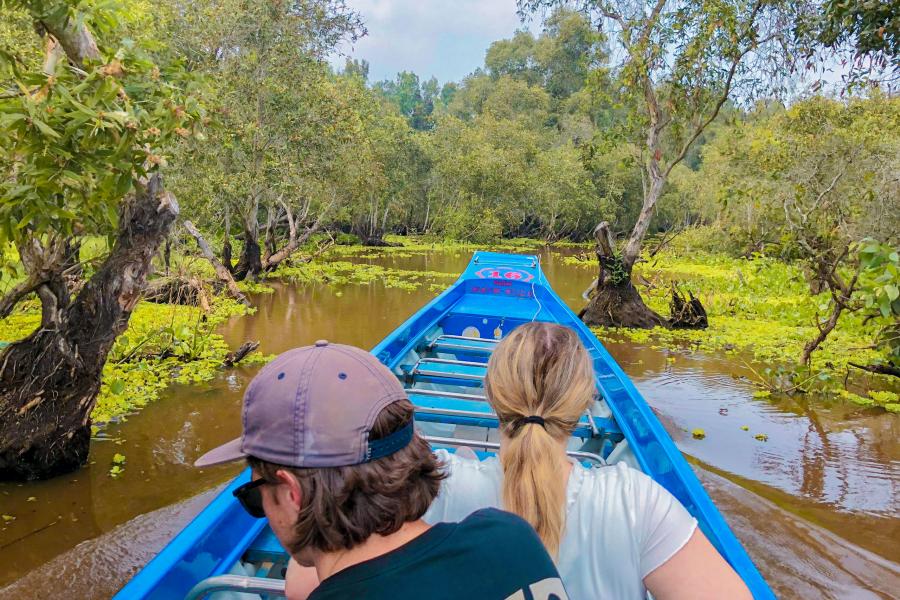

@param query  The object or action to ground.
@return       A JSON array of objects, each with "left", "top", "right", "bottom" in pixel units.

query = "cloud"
[{"left": 329, "top": 0, "right": 537, "bottom": 84}]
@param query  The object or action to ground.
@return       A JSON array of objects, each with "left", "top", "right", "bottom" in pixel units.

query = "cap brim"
[{"left": 194, "top": 437, "right": 247, "bottom": 467}]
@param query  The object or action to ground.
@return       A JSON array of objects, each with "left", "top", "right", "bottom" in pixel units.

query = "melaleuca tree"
[
  {"left": 706, "top": 96, "right": 899, "bottom": 367},
  {"left": 167, "top": 0, "right": 364, "bottom": 280},
  {"left": 0, "top": 0, "right": 200, "bottom": 479},
  {"left": 520, "top": 0, "right": 799, "bottom": 328}
]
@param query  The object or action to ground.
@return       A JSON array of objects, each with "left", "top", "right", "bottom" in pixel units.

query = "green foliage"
[
  {"left": 374, "top": 71, "right": 440, "bottom": 130},
  {"left": 484, "top": 9, "right": 606, "bottom": 99},
  {"left": 857, "top": 239, "right": 900, "bottom": 366},
  {"left": 167, "top": 0, "right": 365, "bottom": 248},
  {"left": 586, "top": 245, "right": 898, "bottom": 406},
  {"left": 809, "top": 0, "right": 899, "bottom": 84},
  {"left": 269, "top": 258, "right": 457, "bottom": 292},
  {"left": 858, "top": 239, "right": 900, "bottom": 320},
  {"left": 0, "top": 0, "right": 200, "bottom": 245},
  {"left": 430, "top": 199, "right": 503, "bottom": 245},
  {"left": 819, "top": 0, "right": 898, "bottom": 57},
  {"left": 701, "top": 96, "right": 899, "bottom": 254}
]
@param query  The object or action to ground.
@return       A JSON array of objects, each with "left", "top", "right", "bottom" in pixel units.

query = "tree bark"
[
  {"left": 802, "top": 302, "right": 845, "bottom": 366},
  {"left": 222, "top": 207, "right": 233, "bottom": 273},
  {"left": 579, "top": 221, "right": 666, "bottom": 328},
  {"left": 262, "top": 203, "right": 279, "bottom": 263},
  {"left": 800, "top": 251, "right": 859, "bottom": 366},
  {"left": 163, "top": 237, "right": 171, "bottom": 276},
  {"left": 223, "top": 341, "right": 260, "bottom": 368},
  {"left": 848, "top": 363, "right": 900, "bottom": 378},
  {"left": 183, "top": 221, "right": 250, "bottom": 306},
  {"left": 0, "top": 175, "right": 178, "bottom": 480},
  {"left": 579, "top": 278, "right": 667, "bottom": 328},
  {"left": 233, "top": 208, "right": 262, "bottom": 281},
  {"left": 262, "top": 200, "right": 333, "bottom": 270},
  {"left": 623, "top": 176, "right": 665, "bottom": 271},
  {"left": 38, "top": 15, "right": 100, "bottom": 68}
]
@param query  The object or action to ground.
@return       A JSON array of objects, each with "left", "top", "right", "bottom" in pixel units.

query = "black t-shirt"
[{"left": 308, "top": 508, "right": 568, "bottom": 600}]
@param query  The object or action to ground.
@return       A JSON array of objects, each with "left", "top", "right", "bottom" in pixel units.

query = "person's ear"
[{"left": 274, "top": 469, "right": 303, "bottom": 511}]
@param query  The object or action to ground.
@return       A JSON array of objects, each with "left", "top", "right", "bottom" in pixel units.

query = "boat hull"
[{"left": 114, "top": 251, "right": 773, "bottom": 599}]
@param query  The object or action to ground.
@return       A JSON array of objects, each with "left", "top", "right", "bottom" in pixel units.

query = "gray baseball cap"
[{"left": 195, "top": 340, "right": 412, "bottom": 468}]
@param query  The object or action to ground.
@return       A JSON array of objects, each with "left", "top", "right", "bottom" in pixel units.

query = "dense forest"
[{"left": 0, "top": 0, "right": 897, "bottom": 479}]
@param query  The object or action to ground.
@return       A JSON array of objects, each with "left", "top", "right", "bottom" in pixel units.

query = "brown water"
[{"left": 1, "top": 249, "right": 898, "bottom": 599}]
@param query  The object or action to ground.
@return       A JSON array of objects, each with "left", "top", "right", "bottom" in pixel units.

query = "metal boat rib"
[{"left": 114, "top": 251, "right": 774, "bottom": 600}]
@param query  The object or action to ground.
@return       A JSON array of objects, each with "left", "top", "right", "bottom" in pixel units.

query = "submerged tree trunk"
[
  {"left": 669, "top": 285, "right": 708, "bottom": 329},
  {"left": 0, "top": 176, "right": 178, "bottom": 480},
  {"left": 233, "top": 203, "right": 262, "bottom": 281},
  {"left": 579, "top": 222, "right": 666, "bottom": 328},
  {"left": 580, "top": 278, "right": 667, "bottom": 328}
]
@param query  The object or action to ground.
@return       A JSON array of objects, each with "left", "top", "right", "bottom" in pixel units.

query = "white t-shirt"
[{"left": 424, "top": 450, "right": 698, "bottom": 600}]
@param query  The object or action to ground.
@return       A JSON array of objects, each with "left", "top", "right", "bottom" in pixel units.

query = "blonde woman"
[{"left": 424, "top": 322, "right": 751, "bottom": 600}]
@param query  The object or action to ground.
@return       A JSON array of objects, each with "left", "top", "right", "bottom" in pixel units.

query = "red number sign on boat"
[{"left": 474, "top": 266, "right": 534, "bottom": 283}]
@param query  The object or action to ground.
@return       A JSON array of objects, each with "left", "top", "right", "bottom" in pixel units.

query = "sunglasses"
[{"left": 233, "top": 478, "right": 269, "bottom": 518}]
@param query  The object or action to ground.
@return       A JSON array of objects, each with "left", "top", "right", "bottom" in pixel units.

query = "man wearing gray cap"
[{"left": 196, "top": 341, "right": 568, "bottom": 600}]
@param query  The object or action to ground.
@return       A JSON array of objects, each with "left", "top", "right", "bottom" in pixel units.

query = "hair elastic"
[{"left": 517, "top": 415, "right": 546, "bottom": 428}]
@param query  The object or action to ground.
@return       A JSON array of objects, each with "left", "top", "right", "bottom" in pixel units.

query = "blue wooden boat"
[{"left": 114, "top": 251, "right": 773, "bottom": 599}]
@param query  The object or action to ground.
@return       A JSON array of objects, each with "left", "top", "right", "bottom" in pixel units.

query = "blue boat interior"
[{"left": 114, "top": 252, "right": 773, "bottom": 600}]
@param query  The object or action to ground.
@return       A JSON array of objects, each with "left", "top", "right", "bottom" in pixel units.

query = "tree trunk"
[
  {"left": 580, "top": 278, "right": 667, "bottom": 328},
  {"left": 578, "top": 221, "right": 666, "bottom": 328},
  {"left": 0, "top": 175, "right": 178, "bottom": 480},
  {"left": 163, "top": 237, "right": 171, "bottom": 276},
  {"left": 38, "top": 15, "right": 100, "bottom": 68},
  {"left": 183, "top": 221, "right": 250, "bottom": 306},
  {"left": 233, "top": 209, "right": 262, "bottom": 282},
  {"left": 262, "top": 204, "right": 279, "bottom": 263},
  {"left": 669, "top": 285, "right": 708, "bottom": 329},
  {"left": 802, "top": 303, "right": 843, "bottom": 366},
  {"left": 623, "top": 176, "right": 665, "bottom": 271},
  {"left": 222, "top": 208, "right": 233, "bottom": 273},
  {"left": 263, "top": 200, "right": 333, "bottom": 270}
]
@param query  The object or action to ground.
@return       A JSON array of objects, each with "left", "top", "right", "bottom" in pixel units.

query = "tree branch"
[
  {"left": 0, "top": 277, "right": 43, "bottom": 319},
  {"left": 182, "top": 220, "right": 250, "bottom": 306},
  {"left": 664, "top": 2, "right": 775, "bottom": 178},
  {"left": 37, "top": 17, "right": 100, "bottom": 67},
  {"left": 848, "top": 362, "right": 900, "bottom": 378}
]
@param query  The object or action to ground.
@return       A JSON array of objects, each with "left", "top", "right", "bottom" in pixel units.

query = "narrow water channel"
[{"left": 1, "top": 249, "right": 897, "bottom": 599}]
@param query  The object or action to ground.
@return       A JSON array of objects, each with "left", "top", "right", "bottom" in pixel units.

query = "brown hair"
[
  {"left": 484, "top": 322, "right": 595, "bottom": 557},
  {"left": 248, "top": 399, "right": 444, "bottom": 554}
]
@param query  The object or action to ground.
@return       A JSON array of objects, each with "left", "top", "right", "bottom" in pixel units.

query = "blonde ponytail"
[{"left": 485, "top": 322, "right": 595, "bottom": 557}]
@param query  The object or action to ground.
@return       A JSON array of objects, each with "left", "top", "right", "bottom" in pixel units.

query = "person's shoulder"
[
  {"left": 572, "top": 461, "right": 660, "bottom": 512},
  {"left": 460, "top": 507, "right": 536, "bottom": 536},
  {"left": 435, "top": 448, "right": 500, "bottom": 476},
  {"left": 579, "top": 460, "right": 648, "bottom": 491},
  {"left": 434, "top": 449, "right": 502, "bottom": 492}
]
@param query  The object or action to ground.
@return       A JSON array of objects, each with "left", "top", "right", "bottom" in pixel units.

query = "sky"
[{"left": 328, "top": 0, "right": 540, "bottom": 85}]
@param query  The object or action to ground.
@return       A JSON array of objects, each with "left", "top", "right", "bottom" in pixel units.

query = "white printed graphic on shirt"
[{"left": 505, "top": 577, "right": 569, "bottom": 600}]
